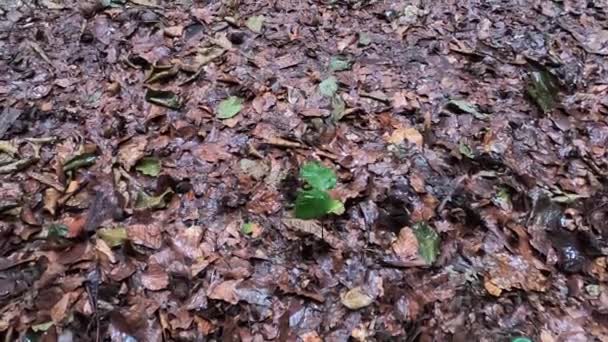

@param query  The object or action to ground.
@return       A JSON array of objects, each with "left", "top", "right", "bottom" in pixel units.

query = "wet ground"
[{"left": 1, "top": 0, "right": 608, "bottom": 341}]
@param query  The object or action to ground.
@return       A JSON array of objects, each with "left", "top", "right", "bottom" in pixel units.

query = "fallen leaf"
[
  {"left": 447, "top": 99, "right": 487, "bottom": 119},
  {"left": 134, "top": 189, "right": 173, "bottom": 210},
  {"left": 135, "top": 157, "right": 161, "bottom": 176},
  {"left": 245, "top": 15, "right": 264, "bottom": 33},
  {"left": 526, "top": 69, "right": 559, "bottom": 113},
  {"left": 217, "top": 96, "right": 244, "bottom": 119},
  {"left": 127, "top": 223, "right": 162, "bottom": 249},
  {"left": 141, "top": 263, "right": 169, "bottom": 291},
  {"left": 387, "top": 127, "right": 423, "bottom": 146},
  {"left": 319, "top": 76, "right": 338, "bottom": 97},
  {"left": 63, "top": 215, "right": 86, "bottom": 238},
  {"left": 97, "top": 227, "right": 128, "bottom": 247},
  {"left": 341, "top": 287, "right": 373, "bottom": 310},
  {"left": 43, "top": 188, "right": 61, "bottom": 215},
  {"left": 329, "top": 56, "right": 352, "bottom": 71},
  {"left": 412, "top": 222, "right": 440, "bottom": 264},
  {"left": 208, "top": 279, "right": 241, "bottom": 305},
  {"left": 164, "top": 25, "right": 183, "bottom": 38},
  {"left": 392, "top": 227, "right": 420, "bottom": 262},
  {"left": 145, "top": 89, "right": 183, "bottom": 109},
  {"left": 118, "top": 136, "right": 147, "bottom": 170}
]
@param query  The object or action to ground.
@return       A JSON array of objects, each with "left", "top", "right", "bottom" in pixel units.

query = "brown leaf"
[
  {"left": 43, "top": 188, "right": 61, "bottom": 216},
  {"left": 247, "top": 188, "right": 281, "bottom": 215},
  {"left": 484, "top": 253, "right": 548, "bottom": 296},
  {"left": 392, "top": 227, "right": 420, "bottom": 262},
  {"left": 127, "top": 223, "right": 163, "bottom": 249},
  {"left": 51, "top": 291, "right": 76, "bottom": 323},
  {"left": 164, "top": 25, "right": 184, "bottom": 38},
  {"left": 193, "top": 143, "right": 232, "bottom": 162},
  {"left": 141, "top": 263, "right": 169, "bottom": 291},
  {"left": 63, "top": 215, "right": 86, "bottom": 238},
  {"left": 118, "top": 136, "right": 148, "bottom": 170},
  {"left": 207, "top": 279, "right": 241, "bottom": 304},
  {"left": 387, "top": 127, "right": 423, "bottom": 146},
  {"left": 281, "top": 218, "right": 344, "bottom": 249}
]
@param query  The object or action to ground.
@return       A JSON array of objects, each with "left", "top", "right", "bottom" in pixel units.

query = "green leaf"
[
  {"left": 145, "top": 89, "right": 183, "bottom": 109},
  {"left": 242, "top": 222, "right": 254, "bottom": 235},
  {"left": 448, "top": 99, "right": 487, "bottom": 119},
  {"left": 63, "top": 153, "right": 96, "bottom": 172},
  {"left": 97, "top": 227, "right": 128, "bottom": 247},
  {"left": 299, "top": 162, "right": 337, "bottom": 191},
  {"left": 134, "top": 189, "right": 173, "bottom": 210},
  {"left": 135, "top": 157, "right": 161, "bottom": 176},
  {"left": 412, "top": 222, "right": 440, "bottom": 264},
  {"left": 246, "top": 15, "right": 264, "bottom": 33},
  {"left": 459, "top": 142, "right": 474, "bottom": 159},
  {"left": 319, "top": 76, "right": 338, "bottom": 97},
  {"left": 217, "top": 96, "right": 244, "bottom": 119},
  {"left": 526, "top": 70, "right": 559, "bottom": 113},
  {"left": 295, "top": 189, "right": 333, "bottom": 219},
  {"left": 48, "top": 223, "right": 68, "bottom": 239},
  {"left": 329, "top": 56, "right": 351, "bottom": 72}
]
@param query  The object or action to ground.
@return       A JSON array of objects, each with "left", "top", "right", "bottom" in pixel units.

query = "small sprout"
[{"left": 294, "top": 162, "right": 344, "bottom": 220}]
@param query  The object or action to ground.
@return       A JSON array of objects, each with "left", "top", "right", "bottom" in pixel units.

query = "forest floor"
[{"left": 2, "top": 0, "right": 608, "bottom": 341}]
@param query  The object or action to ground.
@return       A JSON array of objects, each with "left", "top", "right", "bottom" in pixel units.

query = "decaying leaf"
[{"left": 447, "top": 99, "right": 487, "bottom": 119}]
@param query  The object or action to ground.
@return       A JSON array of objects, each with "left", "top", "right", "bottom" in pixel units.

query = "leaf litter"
[{"left": 1, "top": 0, "right": 608, "bottom": 340}]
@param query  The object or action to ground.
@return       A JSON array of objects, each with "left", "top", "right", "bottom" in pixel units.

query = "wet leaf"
[
  {"left": 97, "top": 227, "right": 128, "bottom": 247},
  {"left": 329, "top": 56, "right": 351, "bottom": 71},
  {"left": 319, "top": 76, "right": 338, "bottom": 97},
  {"left": 246, "top": 15, "right": 264, "bottom": 33},
  {"left": 300, "top": 162, "right": 337, "bottom": 191},
  {"left": 526, "top": 70, "right": 559, "bottom": 113},
  {"left": 217, "top": 96, "right": 244, "bottom": 119},
  {"left": 295, "top": 189, "right": 334, "bottom": 219},
  {"left": 134, "top": 189, "right": 173, "bottom": 210},
  {"left": 448, "top": 99, "right": 487, "bottom": 119},
  {"left": 340, "top": 287, "right": 373, "bottom": 310},
  {"left": 63, "top": 153, "right": 96, "bottom": 172},
  {"left": 145, "top": 89, "right": 183, "bottom": 109},
  {"left": 412, "top": 222, "right": 440, "bottom": 264},
  {"left": 135, "top": 157, "right": 161, "bottom": 176}
]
